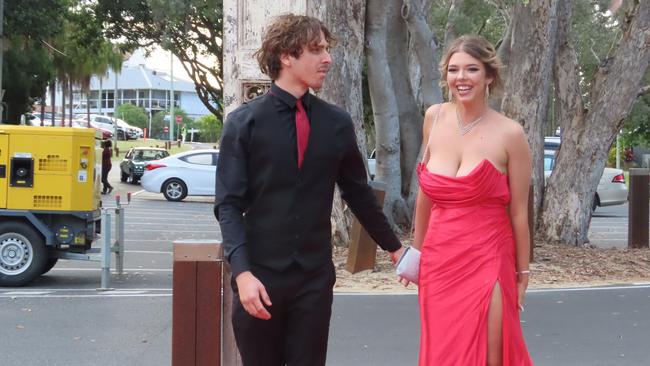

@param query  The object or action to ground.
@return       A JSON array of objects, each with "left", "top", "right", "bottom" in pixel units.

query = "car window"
[
  {"left": 135, "top": 149, "right": 169, "bottom": 161},
  {"left": 544, "top": 155, "right": 555, "bottom": 171},
  {"left": 181, "top": 153, "right": 213, "bottom": 165}
]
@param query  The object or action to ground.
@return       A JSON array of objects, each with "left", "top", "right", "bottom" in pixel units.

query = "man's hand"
[
  {"left": 235, "top": 271, "right": 272, "bottom": 320},
  {"left": 388, "top": 246, "right": 406, "bottom": 265}
]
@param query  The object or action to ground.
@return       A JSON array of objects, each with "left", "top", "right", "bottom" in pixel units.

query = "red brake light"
[
  {"left": 145, "top": 163, "right": 166, "bottom": 171},
  {"left": 612, "top": 174, "right": 625, "bottom": 183}
]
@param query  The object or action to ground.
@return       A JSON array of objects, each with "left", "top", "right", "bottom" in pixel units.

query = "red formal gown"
[{"left": 417, "top": 159, "right": 533, "bottom": 365}]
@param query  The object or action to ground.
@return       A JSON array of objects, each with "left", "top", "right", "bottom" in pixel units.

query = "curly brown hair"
[
  {"left": 254, "top": 14, "right": 336, "bottom": 80},
  {"left": 439, "top": 35, "right": 504, "bottom": 99}
]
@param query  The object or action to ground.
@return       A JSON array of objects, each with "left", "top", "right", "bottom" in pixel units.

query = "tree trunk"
[
  {"left": 499, "top": 0, "right": 559, "bottom": 223},
  {"left": 40, "top": 92, "right": 45, "bottom": 126},
  {"left": 61, "top": 79, "right": 66, "bottom": 127},
  {"left": 366, "top": 0, "right": 408, "bottom": 227},
  {"left": 308, "top": 0, "right": 367, "bottom": 246},
  {"left": 386, "top": 1, "right": 422, "bottom": 207},
  {"left": 50, "top": 81, "right": 56, "bottom": 126},
  {"left": 402, "top": 0, "right": 444, "bottom": 210},
  {"left": 539, "top": 0, "right": 650, "bottom": 245},
  {"left": 69, "top": 78, "right": 73, "bottom": 127}
]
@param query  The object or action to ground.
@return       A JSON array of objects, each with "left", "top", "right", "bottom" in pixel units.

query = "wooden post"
[
  {"left": 223, "top": 265, "right": 243, "bottom": 366},
  {"left": 346, "top": 181, "right": 386, "bottom": 273},
  {"left": 628, "top": 168, "right": 649, "bottom": 249},
  {"left": 172, "top": 240, "right": 223, "bottom": 366}
]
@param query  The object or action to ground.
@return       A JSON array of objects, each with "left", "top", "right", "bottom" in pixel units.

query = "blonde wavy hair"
[{"left": 439, "top": 35, "right": 504, "bottom": 100}]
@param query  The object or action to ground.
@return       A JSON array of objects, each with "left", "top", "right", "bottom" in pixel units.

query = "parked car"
[
  {"left": 114, "top": 118, "right": 142, "bottom": 140},
  {"left": 141, "top": 149, "right": 219, "bottom": 201},
  {"left": 77, "top": 114, "right": 117, "bottom": 136},
  {"left": 544, "top": 136, "right": 561, "bottom": 151},
  {"left": 544, "top": 151, "right": 628, "bottom": 211},
  {"left": 120, "top": 147, "right": 169, "bottom": 183}
]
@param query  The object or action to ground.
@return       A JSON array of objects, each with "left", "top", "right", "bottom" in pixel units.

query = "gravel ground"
[{"left": 332, "top": 241, "right": 650, "bottom": 293}]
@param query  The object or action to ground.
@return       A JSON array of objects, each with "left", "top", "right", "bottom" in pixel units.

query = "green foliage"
[
  {"left": 429, "top": 0, "right": 508, "bottom": 49},
  {"left": 150, "top": 108, "right": 191, "bottom": 140},
  {"left": 95, "top": 0, "right": 223, "bottom": 117},
  {"left": 1, "top": 0, "right": 68, "bottom": 123},
  {"left": 4, "top": 0, "right": 68, "bottom": 42},
  {"left": 621, "top": 88, "right": 650, "bottom": 148},
  {"left": 571, "top": 1, "right": 622, "bottom": 91},
  {"left": 115, "top": 104, "right": 149, "bottom": 129},
  {"left": 2, "top": 47, "right": 54, "bottom": 123},
  {"left": 195, "top": 114, "right": 223, "bottom": 143}
]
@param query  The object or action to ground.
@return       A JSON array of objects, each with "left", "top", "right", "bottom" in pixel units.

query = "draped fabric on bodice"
[{"left": 416, "top": 159, "right": 533, "bottom": 366}]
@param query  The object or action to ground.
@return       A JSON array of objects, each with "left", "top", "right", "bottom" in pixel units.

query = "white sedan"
[
  {"left": 544, "top": 151, "right": 628, "bottom": 211},
  {"left": 141, "top": 149, "right": 219, "bottom": 201}
]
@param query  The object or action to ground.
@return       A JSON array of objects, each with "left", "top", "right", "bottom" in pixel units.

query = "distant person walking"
[{"left": 101, "top": 140, "right": 114, "bottom": 195}]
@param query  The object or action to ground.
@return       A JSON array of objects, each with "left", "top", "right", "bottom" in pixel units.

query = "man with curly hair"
[{"left": 215, "top": 14, "right": 404, "bottom": 366}]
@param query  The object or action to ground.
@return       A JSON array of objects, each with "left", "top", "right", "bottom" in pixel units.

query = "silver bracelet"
[{"left": 517, "top": 269, "right": 531, "bottom": 275}]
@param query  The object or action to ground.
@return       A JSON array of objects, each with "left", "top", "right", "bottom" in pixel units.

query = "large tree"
[
  {"left": 307, "top": 1, "right": 368, "bottom": 245},
  {"left": 499, "top": 0, "right": 559, "bottom": 220},
  {"left": 1, "top": 0, "right": 67, "bottom": 123},
  {"left": 539, "top": 0, "right": 650, "bottom": 245},
  {"left": 96, "top": 0, "right": 223, "bottom": 118}
]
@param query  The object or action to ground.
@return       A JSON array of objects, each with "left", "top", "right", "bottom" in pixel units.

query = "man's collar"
[{"left": 270, "top": 83, "right": 311, "bottom": 109}]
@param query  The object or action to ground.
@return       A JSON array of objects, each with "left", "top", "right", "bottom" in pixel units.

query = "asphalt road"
[
  {"left": 589, "top": 203, "right": 649, "bottom": 249},
  {"left": 0, "top": 168, "right": 646, "bottom": 365}
]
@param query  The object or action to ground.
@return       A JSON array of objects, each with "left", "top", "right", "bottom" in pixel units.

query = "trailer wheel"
[
  {"left": 0, "top": 222, "right": 47, "bottom": 287},
  {"left": 42, "top": 258, "right": 59, "bottom": 275}
]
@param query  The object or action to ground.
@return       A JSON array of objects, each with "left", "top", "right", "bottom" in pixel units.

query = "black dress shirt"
[{"left": 215, "top": 83, "right": 400, "bottom": 278}]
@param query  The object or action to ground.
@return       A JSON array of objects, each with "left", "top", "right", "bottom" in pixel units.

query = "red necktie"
[{"left": 295, "top": 99, "right": 310, "bottom": 168}]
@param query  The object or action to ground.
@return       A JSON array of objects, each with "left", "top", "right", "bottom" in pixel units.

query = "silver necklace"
[{"left": 456, "top": 107, "right": 486, "bottom": 135}]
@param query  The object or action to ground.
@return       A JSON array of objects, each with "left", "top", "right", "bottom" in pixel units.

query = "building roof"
[{"left": 89, "top": 64, "right": 197, "bottom": 92}]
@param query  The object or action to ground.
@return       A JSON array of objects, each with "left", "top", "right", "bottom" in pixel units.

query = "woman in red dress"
[{"left": 406, "top": 35, "right": 534, "bottom": 365}]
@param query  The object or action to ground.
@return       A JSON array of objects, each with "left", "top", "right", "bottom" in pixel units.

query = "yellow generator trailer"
[{"left": 0, "top": 125, "right": 102, "bottom": 286}]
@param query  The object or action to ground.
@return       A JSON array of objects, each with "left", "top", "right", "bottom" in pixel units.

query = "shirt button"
[
  {"left": 294, "top": 215, "right": 300, "bottom": 220},
  {"left": 294, "top": 234, "right": 299, "bottom": 239},
  {"left": 293, "top": 251, "right": 299, "bottom": 256}
]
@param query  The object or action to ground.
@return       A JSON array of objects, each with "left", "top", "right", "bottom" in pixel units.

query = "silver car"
[{"left": 544, "top": 151, "right": 628, "bottom": 211}]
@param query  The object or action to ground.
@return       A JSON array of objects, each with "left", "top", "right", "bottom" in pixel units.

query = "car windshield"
[{"left": 133, "top": 150, "right": 169, "bottom": 161}]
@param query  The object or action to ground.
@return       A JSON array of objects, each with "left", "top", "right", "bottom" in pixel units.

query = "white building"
[{"left": 55, "top": 63, "right": 212, "bottom": 123}]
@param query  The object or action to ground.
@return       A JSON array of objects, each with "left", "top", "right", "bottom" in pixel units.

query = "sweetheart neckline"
[{"left": 419, "top": 159, "right": 507, "bottom": 179}]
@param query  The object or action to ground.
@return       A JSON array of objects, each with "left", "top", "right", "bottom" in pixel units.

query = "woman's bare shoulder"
[
  {"left": 423, "top": 102, "right": 448, "bottom": 131},
  {"left": 493, "top": 113, "right": 525, "bottom": 138}
]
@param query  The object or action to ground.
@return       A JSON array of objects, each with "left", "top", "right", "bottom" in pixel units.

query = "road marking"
[
  {"left": 124, "top": 250, "right": 172, "bottom": 254},
  {"left": 51, "top": 268, "right": 172, "bottom": 272},
  {"left": 333, "top": 284, "right": 650, "bottom": 296},
  {"left": 0, "top": 288, "right": 172, "bottom": 298},
  {"left": 0, "top": 294, "right": 172, "bottom": 298}
]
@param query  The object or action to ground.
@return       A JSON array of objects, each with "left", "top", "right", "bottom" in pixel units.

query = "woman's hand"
[{"left": 517, "top": 273, "right": 529, "bottom": 311}]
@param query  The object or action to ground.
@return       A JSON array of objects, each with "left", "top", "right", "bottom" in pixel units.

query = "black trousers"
[
  {"left": 101, "top": 166, "right": 112, "bottom": 192},
  {"left": 232, "top": 262, "right": 336, "bottom": 366}
]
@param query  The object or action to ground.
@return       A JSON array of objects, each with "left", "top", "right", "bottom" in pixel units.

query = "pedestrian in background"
[{"left": 101, "top": 140, "right": 114, "bottom": 195}]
